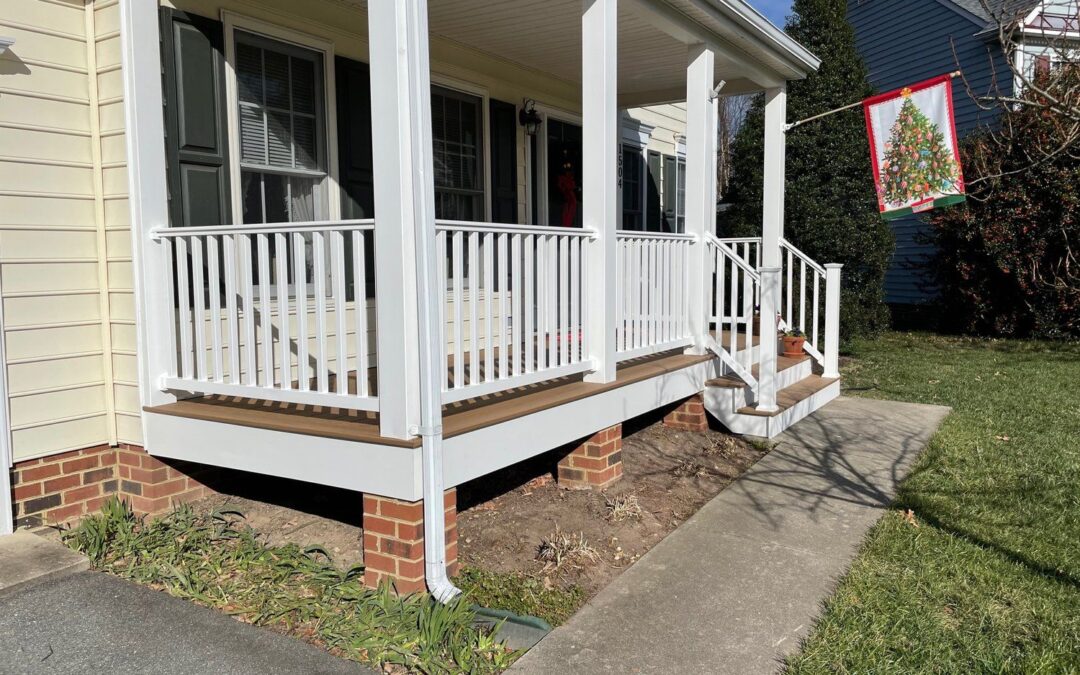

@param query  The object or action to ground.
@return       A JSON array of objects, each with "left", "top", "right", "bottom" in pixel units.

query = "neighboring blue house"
[{"left": 847, "top": 0, "right": 1026, "bottom": 308}]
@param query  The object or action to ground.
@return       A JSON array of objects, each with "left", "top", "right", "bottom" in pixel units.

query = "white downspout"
[{"left": 402, "top": 0, "right": 460, "bottom": 603}]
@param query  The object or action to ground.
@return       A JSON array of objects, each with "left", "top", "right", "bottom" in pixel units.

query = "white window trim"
[
  {"left": 619, "top": 119, "right": 653, "bottom": 228},
  {"left": 429, "top": 73, "right": 492, "bottom": 223},
  {"left": 221, "top": 11, "right": 342, "bottom": 226}
]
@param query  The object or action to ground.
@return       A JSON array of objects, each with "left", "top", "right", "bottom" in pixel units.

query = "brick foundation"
[
  {"left": 10, "top": 443, "right": 218, "bottom": 529},
  {"left": 362, "top": 489, "right": 458, "bottom": 595},
  {"left": 557, "top": 424, "right": 623, "bottom": 489},
  {"left": 663, "top": 394, "right": 709, "bottom": 432}
]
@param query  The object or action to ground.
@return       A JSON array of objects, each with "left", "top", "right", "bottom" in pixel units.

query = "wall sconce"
[
  {"left": 519, "top": 99, "right": 542, "bottom": 136},
  {"left": 0, "top": 37, "right": 14, "bottom": 55}
]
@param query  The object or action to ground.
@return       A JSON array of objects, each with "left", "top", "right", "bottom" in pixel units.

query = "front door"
[{"left": 546, "top": 119, "right": 583, "bottom": 228}]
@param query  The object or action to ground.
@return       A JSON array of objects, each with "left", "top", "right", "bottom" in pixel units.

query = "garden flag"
[{"left": 863, "top": 74, "right": 965, "bottom": 220}]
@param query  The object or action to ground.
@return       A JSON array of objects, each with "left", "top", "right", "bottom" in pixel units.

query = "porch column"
[
  {"left": 369, "top": 0, "right": 434, "bottom": 439},
  {"left": 684, "top": 44, "right": 718, "bottom": 354},
  {"left": 582, "top": 0, "right": 618, "bottom": 384},
  {"left": 119, "top": 0, "right": 175, "bottom": 414},
  {"left": 761, "top": 85, "right": 787, "bottom": 268}
]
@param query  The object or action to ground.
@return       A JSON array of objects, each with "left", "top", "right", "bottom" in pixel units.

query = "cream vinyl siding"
[{"left": 0, "top": 0, "right": 114, "bottom": 461}]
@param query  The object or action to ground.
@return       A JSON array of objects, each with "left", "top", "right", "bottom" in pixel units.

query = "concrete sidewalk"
[
  {"left": 511, "top": 396, "right": 950, "bottom": 674},
  {"left": 0, "top": 571, "right": 370, "bottom": 674}
]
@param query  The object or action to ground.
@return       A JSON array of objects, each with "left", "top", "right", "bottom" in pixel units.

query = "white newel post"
[
  {"left": 120, "top": 0, "right": 177, "bottom": 421},
  {"left": 761, "top": 85, "right": 787, "bottom": 268},
  {"left": 756, "top": 267, "right": 780, "bottom": 412},
  {"left": 684, "top": 44, "right": 717, "bottom": 354},
  {"left": 369, "top": 1, "right": 429, "bottom": 439},
  {"left": 582, "top": 0, "right": 618, "bottom": 384},
  {"left": 824, "top": 263, "right": 842, "bottom": 379}
]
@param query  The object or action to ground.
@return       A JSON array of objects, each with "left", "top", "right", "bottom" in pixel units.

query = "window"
[
  {"left": 621, "top": 144, "right": 644, "bottom": 230},
  {"left": 235, "top": 32, "right": 327, "bottom": 225},
  {"left": 432, "top": 86, "right": 484, "bottom": 221}
]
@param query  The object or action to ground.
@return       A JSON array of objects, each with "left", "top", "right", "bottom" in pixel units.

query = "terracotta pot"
[{"left": 782, "top": 335, "right": 806, "bottom": 357}]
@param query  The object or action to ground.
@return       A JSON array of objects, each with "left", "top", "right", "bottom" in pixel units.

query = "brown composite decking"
[{"left": 145, "top": 349, "right": 713, "bottom": 448}]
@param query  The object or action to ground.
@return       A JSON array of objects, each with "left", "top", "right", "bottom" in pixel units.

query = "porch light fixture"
[
  {"left": 0, "top": 37, "right": 14, "bottom": 55},
  {"left": 519, "top": 99, "right": 542, "bottom": 136}
]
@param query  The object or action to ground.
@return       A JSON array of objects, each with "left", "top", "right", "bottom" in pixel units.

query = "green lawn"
[{"left": 786, "top": 333, "right": 1080, "bottom": 674}]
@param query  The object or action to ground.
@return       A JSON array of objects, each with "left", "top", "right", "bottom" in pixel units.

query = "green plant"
[
  {"left": 927, "top": 69, "right": 1080, "bottom": 339},
  {"left": 64, "top": 497, "right": 519, "bottom": 673},
  {"left": 455, "top": 567, "right": 586, "bottom": 627},
  {"left": 723, "top": 0, "right": 893, "bottom": 341},
  {"left": 783, "top": 328, "right": 806, "bottom": 338}
]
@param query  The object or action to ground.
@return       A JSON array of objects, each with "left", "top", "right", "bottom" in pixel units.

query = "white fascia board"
[{"left": 690, "top": 0, "right": 821, "bottom": 75}]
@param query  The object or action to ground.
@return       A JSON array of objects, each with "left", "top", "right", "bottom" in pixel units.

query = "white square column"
[
  {"left": 761, "top": 85, "right": 787, "bottom": 268},
  {"left": 369, "top": 0, "right": 438, "bottom": 439},
  {"left": 582, "top": 0, "right": 618, "bottom": 384},
  {"left": 684, "top": 44, "right": 718, "bottom": 354}
]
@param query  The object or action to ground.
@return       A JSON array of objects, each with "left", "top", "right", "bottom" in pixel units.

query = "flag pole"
[{"left": 784, "top": 70, "right": 962, "bottom": 132}]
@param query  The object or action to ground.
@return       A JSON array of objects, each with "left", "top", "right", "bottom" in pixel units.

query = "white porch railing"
[
  {"left": 706, "top": 234, "right": 760, "bottom": 388},
  {"left": 153, "top": 219, "right": 378, "bottom": 411},
  {"left": 435, "top": 221, "right": 595, "bottom": 404},
  {"left": 713, "top": 235, "right": 841, "bottom": 378},
  {"left": 615, "top": 230, "right": 695, "bottom": 361}
]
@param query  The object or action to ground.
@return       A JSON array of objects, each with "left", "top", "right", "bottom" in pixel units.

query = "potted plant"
[{"left": 782, "top": 329, "right": 806, "bottom": 357}]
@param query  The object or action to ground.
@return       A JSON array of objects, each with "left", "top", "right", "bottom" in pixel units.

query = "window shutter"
[
  {"left": 489, "top": 98, "right": 518, "bottom": 224},
  {"left": 661, "top": 154, "right": 677, "bottom": 232},
  {"left": 335, "top": 56, "right": 374, "bottom": 219},
  {"left": 646, "top": 151, "right": 662, "bottom": 230},
  {"left": 160, "top": 9, "right": 231, "bottom": 226}
]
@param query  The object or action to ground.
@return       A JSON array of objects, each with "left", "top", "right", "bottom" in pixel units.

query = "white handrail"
[
  {"left": 780, "top": 237, "right": 826, "bottom": 275},
  {"left": 706, "top": 234, "right": 759, "bottom": 278},
  {"left": 151, "top": 218, "right": 376, "bottom": 238},
  {"left": 436, "top": 219, "right": 596, "bottom": 238},
  {"left": 615, "top": 230, "right": 696, "bottom": 241}
]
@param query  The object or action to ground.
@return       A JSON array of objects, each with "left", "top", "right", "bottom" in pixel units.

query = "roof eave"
[{"left": 692, "top": 0, "right": 821, "bottom": 77}]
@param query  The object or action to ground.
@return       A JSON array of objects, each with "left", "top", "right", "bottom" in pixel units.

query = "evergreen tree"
[
  {"left": 722, "top": 0, "right": 893, "bottom": 339},
  {"left": 879, "top": 91, "right": 960, "bottom": 207}
]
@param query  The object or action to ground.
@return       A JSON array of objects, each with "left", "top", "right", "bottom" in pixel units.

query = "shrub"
[
  {"left": 723, "top": 0, "right": 894, "bottom": 341},
  {"left": 927, "top": 70, "right": 1080, "bottom": 338}
]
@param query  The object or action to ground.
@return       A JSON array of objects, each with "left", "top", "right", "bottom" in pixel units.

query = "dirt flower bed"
[{"left": 454, "top": 414, "right": 769, "bottom": 622}]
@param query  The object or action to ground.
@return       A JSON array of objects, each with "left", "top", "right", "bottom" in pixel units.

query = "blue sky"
[{"left": 752, "top": 0, "right": 794, "bottom": 27}]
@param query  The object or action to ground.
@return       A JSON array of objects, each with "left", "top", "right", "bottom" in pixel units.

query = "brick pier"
[{"left": 557, "top": 423, "right": 624, "bottom": 489}]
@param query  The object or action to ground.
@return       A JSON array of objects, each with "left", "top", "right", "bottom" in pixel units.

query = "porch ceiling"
[{"left": 341, "top": 0, "right": 819, "bottom": 105}]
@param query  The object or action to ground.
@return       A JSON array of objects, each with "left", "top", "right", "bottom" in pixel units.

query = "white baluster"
[
  {"left": 257, "top": 233, "right": 273, "bottom": 387},
  {"left": 331, "top": 230, "right": 348, "bottom": 395},
  {"left": 293, "top": 232, "right": 309, "bottom": 391},
  {"left": 191, "top": 236, "right": 206, "bottom": 381},
  {"left": 452, "top": 230, "right": 464, "bottom": 388},
  {"left": 207, "top": 236, "right": 223, "bottom": 382},
  {"left": 276, "top": 233, "right": 291, "bottom": 390},
  {"left": 468, "top": 232, "right": 479, "bottom": 384},
  {"left": 224, "top": 234, "right": 240, "bottom": 384},
  {"left": 497, "top": 233, "right": 508, "bottom": 379},
  {"left": 354, "top": 230, "right": 369, "bottom": 396},
  {"left": 512, "top": 233, "right": 522, "bottom": 377},
  {"left": 483, "top": 232, "right": 494, "bottom": 382}
]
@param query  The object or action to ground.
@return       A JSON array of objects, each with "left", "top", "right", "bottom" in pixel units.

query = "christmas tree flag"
[{"left": 863, "top": 74, "right": 965, "bottom": 219}]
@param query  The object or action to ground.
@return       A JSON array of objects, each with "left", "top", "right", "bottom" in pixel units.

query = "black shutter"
[
  {"left": 335, "top": 56, "right": 375, "bottom": 300},
  {"left": 160, "top": 9, "right": 230, "bottom": 227},
  {"left": 336, "top": 56, "right": 375, "bottom": 219},
  {"left": 489, "top": 98, "right": 518, "bottom": 224},
  {"left": 646, "top": 150, "right": 662, "bottom": 231},
  {"left": 661, "top": 154, "right": 677, "bottom": 232}
]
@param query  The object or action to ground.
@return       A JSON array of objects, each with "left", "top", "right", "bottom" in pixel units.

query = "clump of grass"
[
  {"left": 671, "top": 459, "right": 713, "bottom": 478},
  {"left": 64, "top": 497, "right": 518, "bottom": 673},
  {"left": 535, "top": 526, "right": 599, "bottom": 572},
  {"left": 603, "top": 493, "right": 643, "bottom": 522},
  {"left": 704, "top": 435, "right": 740, "bottom": 457},
  {"left": 455, "top": 567, "right": 586, "bottom": 627}
]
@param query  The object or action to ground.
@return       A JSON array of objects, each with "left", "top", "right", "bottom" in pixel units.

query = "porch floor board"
[{"left": 144, "top": 349, "right": 712, "bottom": 448}]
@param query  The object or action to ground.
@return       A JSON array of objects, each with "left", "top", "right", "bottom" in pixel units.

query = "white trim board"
[{"left": 0, "top": 262, "right": 12, "bottom": 535}]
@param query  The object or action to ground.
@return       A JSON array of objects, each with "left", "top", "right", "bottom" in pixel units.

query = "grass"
[
  {"left": 64, "top": 498, "right": 519, "bottom": 674},
  {"left": 455, "top": 567, "right": 586, "bottom": 627},
  {"left": 786, "top": 332, "right": 1080, "bottom": 673}
]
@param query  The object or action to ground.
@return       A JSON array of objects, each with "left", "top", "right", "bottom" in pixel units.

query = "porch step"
[
  {"left": 713, "top": 328, "right": 767, "bottom": 352},
  {"left": 702, "top": 370, "right": 841, "bottom": 439},
  {"left": 735, "top": 374, "right": 838, "bottom": 417},
  {"left": 705, "top": 355, "right": 808, "bottom": 388}
]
